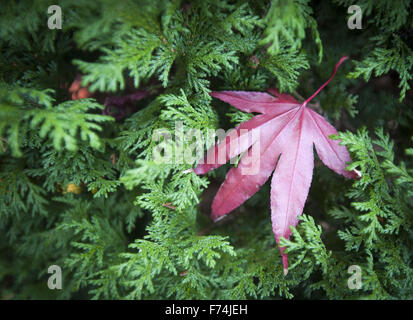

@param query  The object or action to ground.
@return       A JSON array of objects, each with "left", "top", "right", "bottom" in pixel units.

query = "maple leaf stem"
[{"left": 302, "top": 56, "right": 349, "bottom": 107}]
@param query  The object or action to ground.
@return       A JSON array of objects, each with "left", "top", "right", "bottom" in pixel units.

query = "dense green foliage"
[{"left": 0, "top": 0, "right": 412, "bottom": 299}]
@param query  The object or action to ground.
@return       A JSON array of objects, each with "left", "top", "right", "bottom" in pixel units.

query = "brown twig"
[
  {"left": 162, "top": 203, "right": 177, "bottom": 210},
  {"left": 0, "top": 137, "right": 7, "bottom": 152},
  {"left": 292, "top": 90, "right": 305, "bottom": 102}
]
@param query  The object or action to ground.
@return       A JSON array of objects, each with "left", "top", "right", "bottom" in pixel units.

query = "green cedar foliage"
[
  {"left": 0, "top": 0, "right": 412, "bottom": 300},
  {"left": 335, "top": 0, "right": 413, "bottom": 101}
]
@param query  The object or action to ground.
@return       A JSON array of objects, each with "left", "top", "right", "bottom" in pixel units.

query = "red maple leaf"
[{"left": 194, "top": 56, "right": 359, "bottom": 275}]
